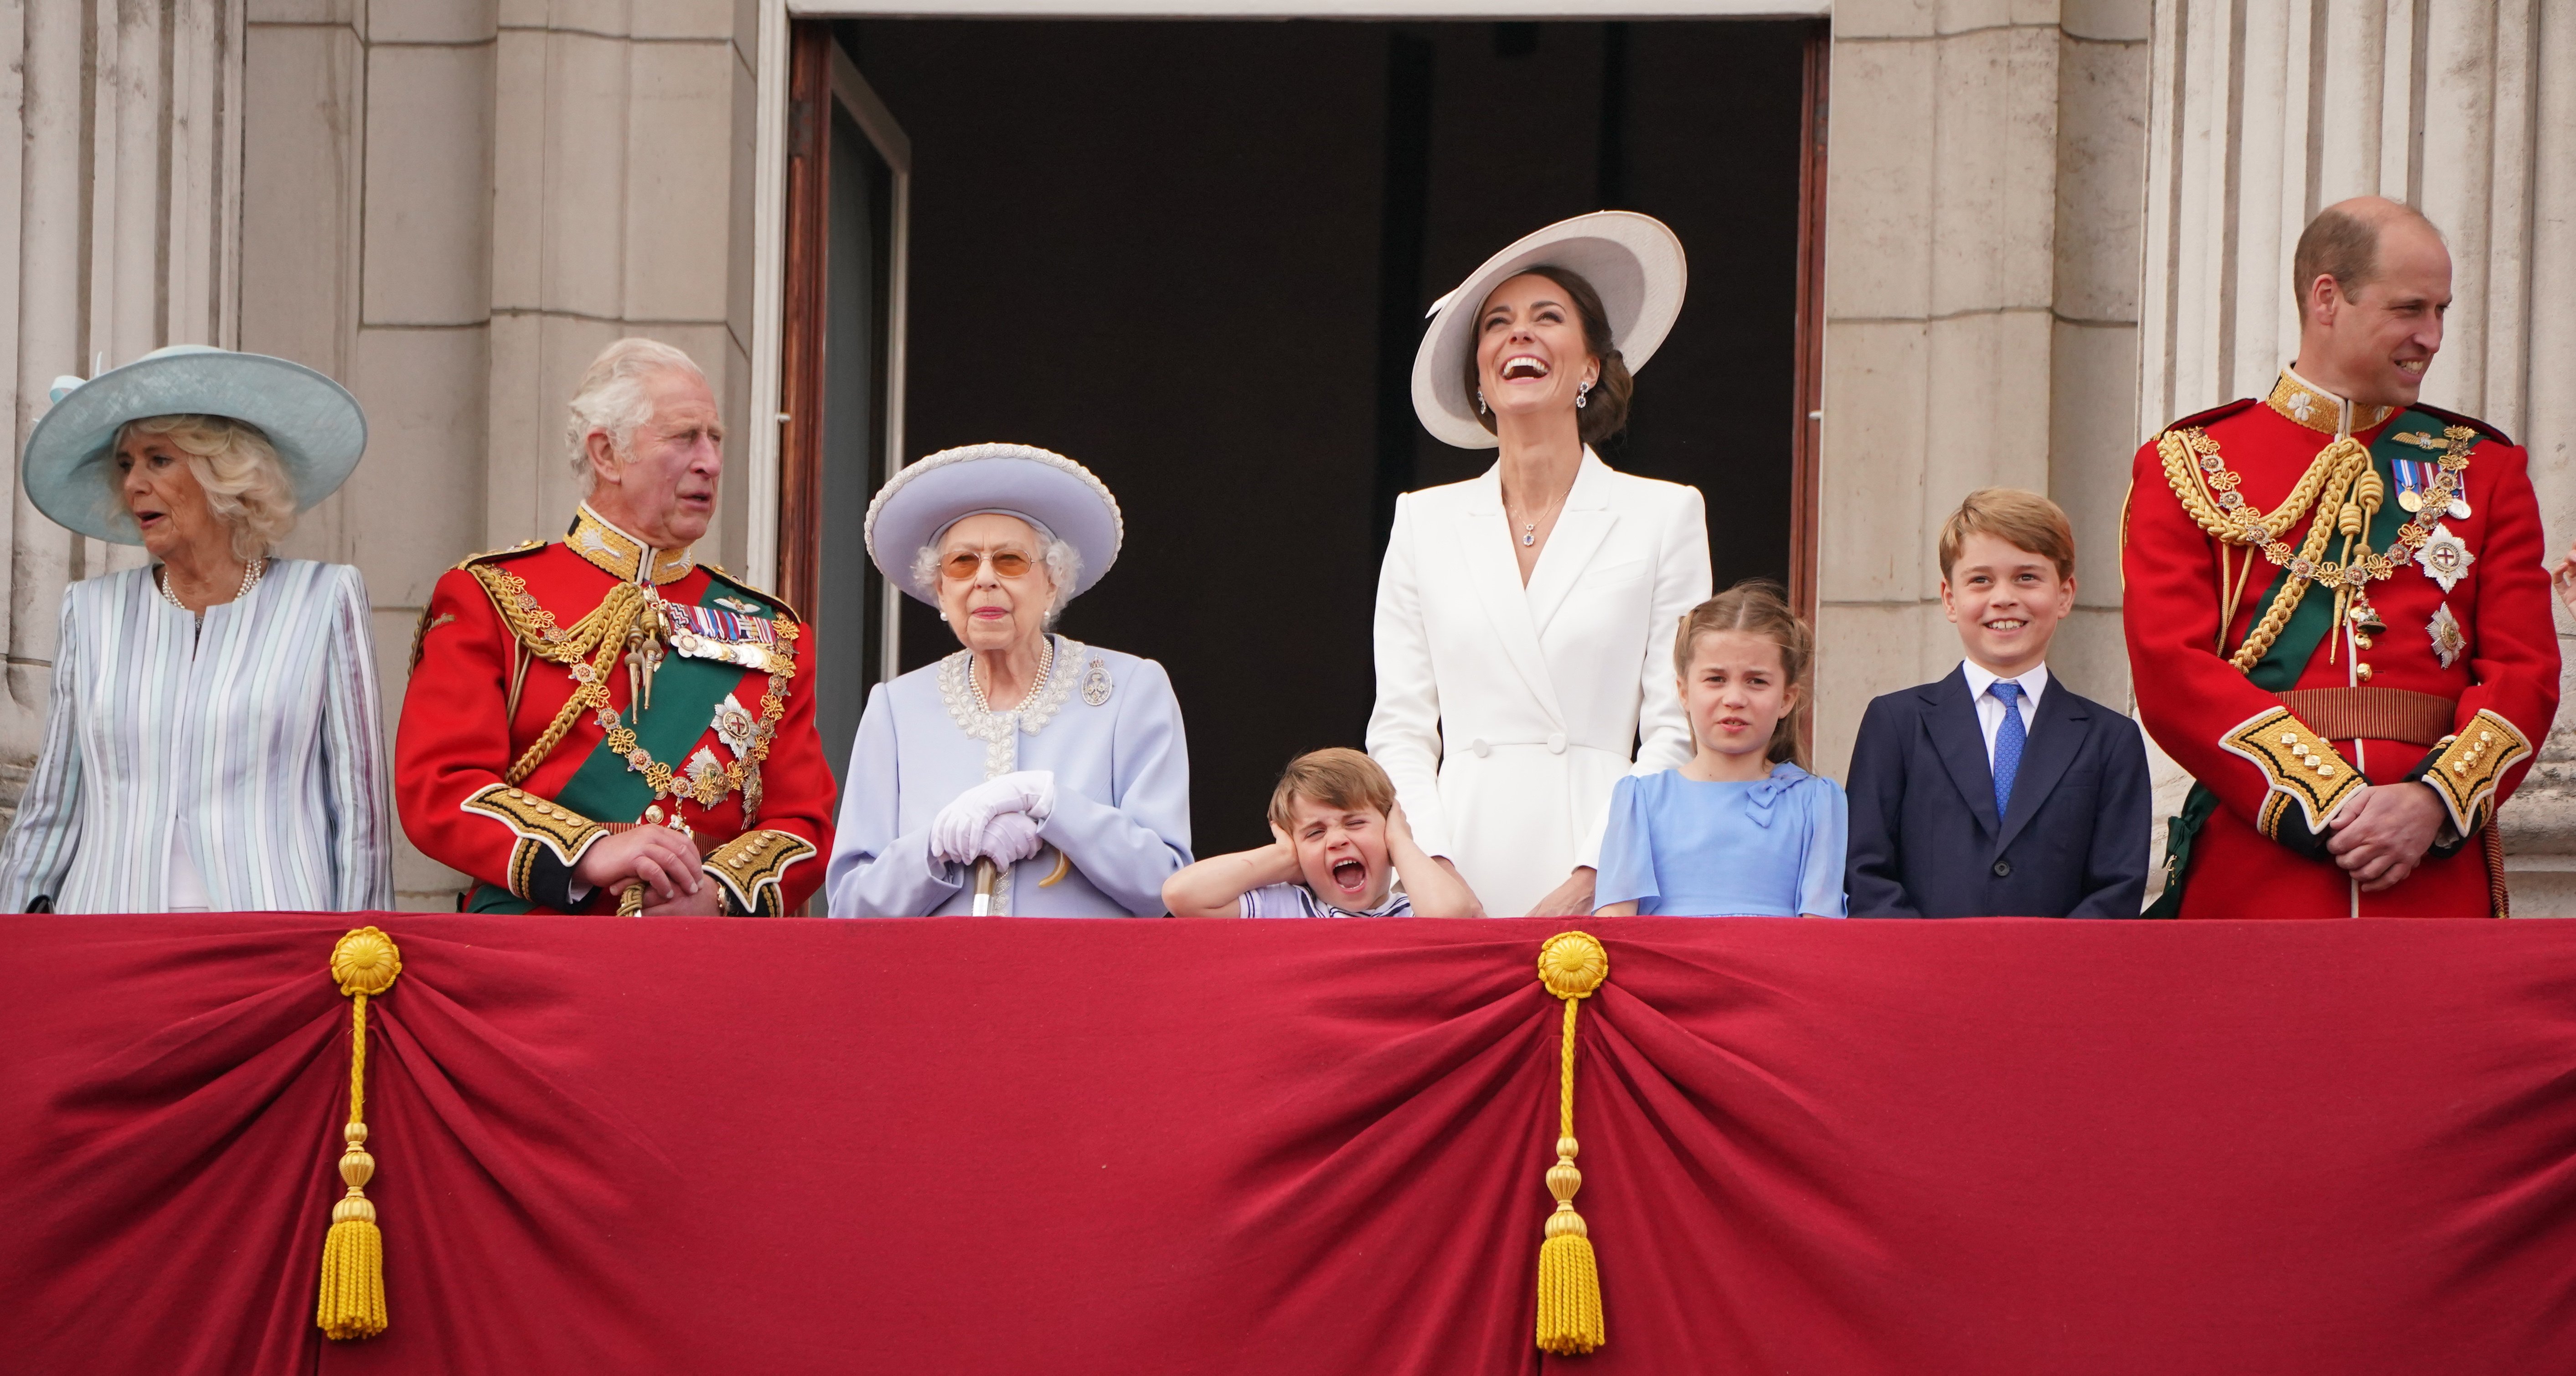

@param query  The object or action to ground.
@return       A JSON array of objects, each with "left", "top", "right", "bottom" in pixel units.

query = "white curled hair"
[
  {"left": 113, "top": 414, "right": 298, "bottom": 561},
  {"left": 563, "top": 337, "right": 708, "bottom": 493},
  {"left": 911, "top": 523, "right": 1084, "bottom": 626}
]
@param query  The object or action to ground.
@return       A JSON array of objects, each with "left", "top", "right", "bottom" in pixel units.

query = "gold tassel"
[
  {"left": 318, "top": 928, "right": 403, "bottom": 1341},
  {"left": 1534, "top": 931, "right": 1610, "bottom": 1356}
]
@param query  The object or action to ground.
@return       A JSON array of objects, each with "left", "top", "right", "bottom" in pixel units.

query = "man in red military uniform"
[
  {"left": 2125, "top": 198, "right": 2559, "bottom": 918},
  {"left": 397, "top": 339, "right": 834, "bottom": 915}
]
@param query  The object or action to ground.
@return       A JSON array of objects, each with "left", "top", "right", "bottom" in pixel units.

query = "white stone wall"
[
  {"left": 2136, "top": 0, "right": 2576, "bottom": 911},
  {"left": 1814, "top": 0, "right": 2155, "bottom": 775}
]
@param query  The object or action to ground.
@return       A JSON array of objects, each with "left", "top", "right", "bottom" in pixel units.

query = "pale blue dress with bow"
[{"left": 1593, "top": 763, "right": 1848, "bottom": 917}]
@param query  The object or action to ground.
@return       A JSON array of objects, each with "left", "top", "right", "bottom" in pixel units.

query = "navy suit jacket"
[{"left": 1844, "top": 666, "right": 2151, "bottom": 918}]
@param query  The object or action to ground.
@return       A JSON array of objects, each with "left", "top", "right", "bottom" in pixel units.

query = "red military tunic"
[
  {"left": 397, "top": 505, "right": 836, "bottom": 914},
  {"left": 2123, "top": 368, "right": 2559, "bottom": 918}
]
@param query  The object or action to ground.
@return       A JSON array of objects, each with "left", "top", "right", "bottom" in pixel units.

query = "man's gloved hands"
[{"left": 930, "top": 770, "right": 1057, "bottom": 866}]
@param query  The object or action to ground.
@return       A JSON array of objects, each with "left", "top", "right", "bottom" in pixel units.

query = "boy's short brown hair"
[
  {"left": 1939, "top": 488, "right": 2076, "bottom": 582},
  {"left": 1268, "top": 748, "right": 1399, "bottom": 833}
]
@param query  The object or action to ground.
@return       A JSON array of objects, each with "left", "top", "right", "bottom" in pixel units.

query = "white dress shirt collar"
[{"left": 1960, "top": 659, "right": 2050, "bottom": 708}]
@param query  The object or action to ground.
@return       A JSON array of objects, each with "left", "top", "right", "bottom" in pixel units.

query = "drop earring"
[
  {"left": 1575, "top": 381, "right": 1593, "bottom": 410},
  {"left": 1476, "top": 390, "right": 1488, "bottom": 415}
]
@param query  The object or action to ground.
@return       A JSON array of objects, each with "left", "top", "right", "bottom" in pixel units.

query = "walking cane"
[{"left": 972, "top": 858, "right": 998, "bottom": 917}]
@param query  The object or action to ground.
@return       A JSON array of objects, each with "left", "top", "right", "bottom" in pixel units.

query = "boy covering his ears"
[
  {"left": 1844, "top": 489, "right": 2153, "bottom": 917},
  {"left": 1164, "top": 748, "right": 1480, "bottom": 918}
]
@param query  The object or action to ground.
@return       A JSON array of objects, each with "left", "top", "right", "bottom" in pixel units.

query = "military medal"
[
  {"left": 2414, "top": 523, "right": 2474, "bottom": 593},
  {"left": 2426, "top": 603, "right": 2466, "bottom": 669}
]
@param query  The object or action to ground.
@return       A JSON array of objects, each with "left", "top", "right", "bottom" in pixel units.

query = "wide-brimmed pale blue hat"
[
  {"left": 864, "top": 443, "right": 1124, "bottom": 605},
  {"left": 21, "top": 344, "right": 367, "bottom": 544}
]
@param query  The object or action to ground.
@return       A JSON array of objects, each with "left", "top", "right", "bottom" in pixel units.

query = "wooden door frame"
[{"left": 777, "top": 26, "right": 914, "bottom": 674}]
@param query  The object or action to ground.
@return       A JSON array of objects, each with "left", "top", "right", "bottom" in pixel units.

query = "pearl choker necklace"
[
  {"left": 158, "top": 556, "right": 265, "bottom": 614},
  {"left": 970, "top": 637, "right": 1055, "bottom": 714}
]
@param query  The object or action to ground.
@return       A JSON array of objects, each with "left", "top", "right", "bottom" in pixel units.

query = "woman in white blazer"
[{"left": 1369, "top": 213, "right": 1711, "bottom": 917}]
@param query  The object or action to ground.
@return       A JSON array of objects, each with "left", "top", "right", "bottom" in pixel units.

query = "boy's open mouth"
[{"left": 1330, "top": 858, "right": 1368, "bottom": 894}]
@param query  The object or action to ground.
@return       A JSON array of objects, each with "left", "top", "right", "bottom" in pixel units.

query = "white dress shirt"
[{"left": 1959, "top": 660, "right": 2050, "bottom": 769}]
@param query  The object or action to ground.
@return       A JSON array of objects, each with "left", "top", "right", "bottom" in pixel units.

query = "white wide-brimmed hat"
[
  {"left": 864, "top": 443, "right": 1125, "bottom": 605},
  {"left": 1411, "top": 211, "right": 1688, "bottom": 450},
  {"left": 21, "top": 344, "right": 367, "bottom": 544}
]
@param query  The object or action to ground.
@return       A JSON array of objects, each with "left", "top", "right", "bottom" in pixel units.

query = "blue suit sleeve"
[
  {"left": 1802, "top": 777, "right": 1850, "bottom": 917},
  {"left": 1037, "top": 657, "right": 1193, "bottom": 916},
  {"left": 1592, "top": 775, "right": 1658, "bottom": 912},
  {"left": 826, "top": 683, "right": 966, "bottom": 917},
  {"left": 2069, "top": 712, "right": 2154, "bottom": 918},
  {"left": 1843, "top": 695, "right": 1922, "bottom": 917}
]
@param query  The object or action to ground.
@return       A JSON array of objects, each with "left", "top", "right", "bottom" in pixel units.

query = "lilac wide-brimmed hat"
[
  {"left": 863, "top": 443, "right": 1125, "bottom": 605},
  {"left": 1410, "top": 211, "right": 1688, "bottom": 450}
]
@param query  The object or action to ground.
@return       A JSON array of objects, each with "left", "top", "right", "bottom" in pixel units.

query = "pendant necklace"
[{"left": 1507, "top": 479, "right": 1570, "bottom": 548}]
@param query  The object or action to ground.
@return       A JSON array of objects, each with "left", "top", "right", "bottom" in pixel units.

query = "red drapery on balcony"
[{"left": 4, "top": 914, "right": 2573, "bottom": 1374}]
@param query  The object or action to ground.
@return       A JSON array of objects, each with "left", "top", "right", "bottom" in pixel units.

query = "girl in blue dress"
[{"left": 1594, "top": 580, "right": 1847, "bottom": 917}]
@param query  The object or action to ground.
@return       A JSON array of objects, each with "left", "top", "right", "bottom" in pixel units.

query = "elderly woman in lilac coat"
[{"left": 824, "top": 443, "right": 1192, "bottom": 917}]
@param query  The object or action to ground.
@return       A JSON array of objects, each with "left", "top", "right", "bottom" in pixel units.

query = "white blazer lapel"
[
  {"left": 1525, "top": 451, "right": 1619, "bottom": 637},
  {"left": 1456, "top": 468, "right": 1567, "bottom": 725}
]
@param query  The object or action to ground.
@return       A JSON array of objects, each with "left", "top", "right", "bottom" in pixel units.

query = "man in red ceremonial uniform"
[
  {"left": 2124, "top": 198, "right": 2558, "bottom": 918},
  {"left": 397, "top": 339, "right": 835, "bottom": 914}
]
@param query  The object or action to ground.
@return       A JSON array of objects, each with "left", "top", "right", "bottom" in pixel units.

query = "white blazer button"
[
  {"left": 1471, "top": 738, "right": 1491, "bottom": 758},
  {"left": 1546, "top": 732, "right": 1567, "bottom": 754}
]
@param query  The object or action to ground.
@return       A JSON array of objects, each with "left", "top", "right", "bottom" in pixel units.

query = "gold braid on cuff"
[
  {"left": 461, "top": 783, "right": 608, "bottom": 899},
  {"left": 704, "top": 828, "right": 818, "bottom": 916},
  {"left": 2220, "top": 706, "right": 2365, "bottom": 840},
  {"left": 2420, "top": 709, "right": 2532, "bottom": 835}
]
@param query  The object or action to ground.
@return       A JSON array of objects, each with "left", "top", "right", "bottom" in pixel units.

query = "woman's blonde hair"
[
  {"left": 1673, "top": 579, "right": 1814, "bottom": 769},
  {"left": 113, "top": 414, "right": 298, "bottom": 561}
]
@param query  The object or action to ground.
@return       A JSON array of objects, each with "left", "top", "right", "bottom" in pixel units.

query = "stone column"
[
  {"left": 1815, "top": 0, "right": 2155, "bottom": 774},
  {"left": 2135, "top": 0, "right": 2576, "bottom": 911},
  {"left": 0, "top": 0, "right": 249, "bottom": 823}
]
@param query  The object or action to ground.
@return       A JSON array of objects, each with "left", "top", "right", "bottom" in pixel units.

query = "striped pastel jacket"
[{"left": 0, "top": 559, "right": 393, "bottom": 913}]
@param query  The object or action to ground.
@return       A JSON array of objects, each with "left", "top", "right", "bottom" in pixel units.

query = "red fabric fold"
[{"left": 4, "top": 915, "right": 2574, "bottom": 1375}]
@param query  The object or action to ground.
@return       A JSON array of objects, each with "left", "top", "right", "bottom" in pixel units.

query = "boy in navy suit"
[{"left": 1846, "top": 489, "right": 2152, "bottom": 917}]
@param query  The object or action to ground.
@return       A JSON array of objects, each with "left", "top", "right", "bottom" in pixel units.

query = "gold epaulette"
[
  {"left": 451, "top": 540, "right": 546, "bottom": 571},
  {"left": 459, "top": 783, "right": 609, "bottom": 900},
  {"left": 704, "top": 828, "right": 817, "bottom": 916},
  {"left": 2420, "top": 709, "right": 2533, "bottom": 835},
  {"left": 2221, "top": 706, "right": 2365, "bottom": 842}
]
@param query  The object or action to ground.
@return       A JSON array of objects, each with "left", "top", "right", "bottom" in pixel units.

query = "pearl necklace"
[
  {"left": 157, "top": 556, "right": 265, "bottom": 614},
  {"left": 970, "top": 637, "right": 1055, "bottom": 714}
]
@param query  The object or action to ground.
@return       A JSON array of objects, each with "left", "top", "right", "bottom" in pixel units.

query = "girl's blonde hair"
[
  {"left": 1673, "top": 579, "right": 1814, "bottom": 769},
  {"left": 113, "top": 414, "right": 298, "bottom": 561}
]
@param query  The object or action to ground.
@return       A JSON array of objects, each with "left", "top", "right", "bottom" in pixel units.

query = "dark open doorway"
[{"left": 784, "top": 17, "right": 1822, "bottom": 856}]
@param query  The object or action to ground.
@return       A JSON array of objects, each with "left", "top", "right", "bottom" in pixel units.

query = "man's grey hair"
[
  {"left": 564, "top": 337, "right": 708, "bottom": 494},
  {"left": 910, "top": 522, "right": 1084, "bottom": 627}
]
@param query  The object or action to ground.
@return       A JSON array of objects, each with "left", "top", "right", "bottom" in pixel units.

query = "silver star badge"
[
  {"left": 2426, "top": 603, "right": 2466, "bottom": 669},
  {"left": 2413, "top": 523, "right": 2474, "bottom": 593},
  {"left": 712, "top": 692, "right": 756, "bottom": 758}
]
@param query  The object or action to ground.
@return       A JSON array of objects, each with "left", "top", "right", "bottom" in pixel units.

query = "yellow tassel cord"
[
  {"left": 1534, "top": 931, "right": 1610, "bottom": 1356},
  {"left": 317, "top": 927, "right": 403, "bottom": 1341}
]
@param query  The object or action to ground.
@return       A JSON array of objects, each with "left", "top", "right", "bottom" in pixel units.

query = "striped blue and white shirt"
[{"left": 0, "top": 559, "right": 393, "bottom": 913}]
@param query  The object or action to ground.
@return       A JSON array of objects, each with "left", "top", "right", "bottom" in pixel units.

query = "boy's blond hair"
[
  {"left": 1938, "top": 488, "right": 2076, "bottom": 582},
  {"left": 1268, "top": 748, "right": 1399, "bottom": 833}
]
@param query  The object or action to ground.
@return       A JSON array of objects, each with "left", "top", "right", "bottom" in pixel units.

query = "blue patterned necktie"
[{"left": 1989, "top": 680, "right": 2026, "bottom": 821}]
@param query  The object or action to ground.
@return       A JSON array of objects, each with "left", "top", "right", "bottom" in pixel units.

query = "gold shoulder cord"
[
  {"left": 462, "top": 564, "right": 799, "bottom": 809},
  {"left": 2159, "top": 425, "right": 2473, "bottom": 670}
]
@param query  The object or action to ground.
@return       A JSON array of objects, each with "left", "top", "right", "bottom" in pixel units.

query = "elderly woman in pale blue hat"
[
  {"left": 0, "top": 345, "right": 391, "bottom": 913},
  {"left": 825, "top": 443, "right": 1192, "bottom": 916}
]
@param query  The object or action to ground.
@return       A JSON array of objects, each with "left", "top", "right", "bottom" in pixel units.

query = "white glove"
[
  {"left": 973, "top": 811, "right": 1046, "bottom": 867},
  {"left": 929, "top": 770, "right": 1057, "bottom": 866}
]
